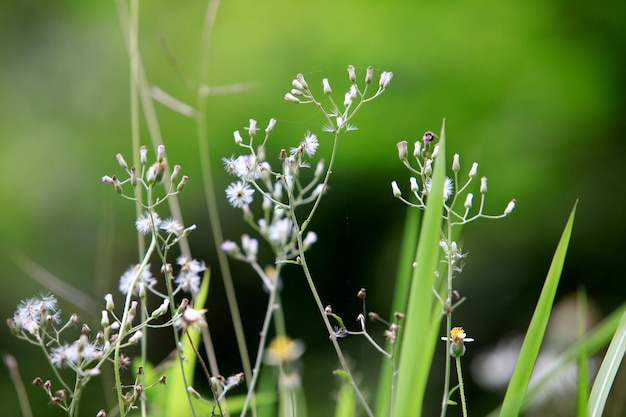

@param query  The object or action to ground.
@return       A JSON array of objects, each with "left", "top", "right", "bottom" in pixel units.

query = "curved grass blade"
[
  {"left": 499, "top": 202, "right": 577, "bottom": 417},
  {"left": 587, "top": 309, "right": 626, "bottom": 417}
]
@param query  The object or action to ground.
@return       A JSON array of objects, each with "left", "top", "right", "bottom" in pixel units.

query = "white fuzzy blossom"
[
  {"left": 226, "top": 181, "right": 254, "bottom": 208},
  {"left": 119, "top": 264, "right": 156, "bottom": 295}
]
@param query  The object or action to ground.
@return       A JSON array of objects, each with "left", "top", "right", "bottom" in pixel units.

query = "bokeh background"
[{"left": 1, "top": 0, "right": 625, "bottom": 415}]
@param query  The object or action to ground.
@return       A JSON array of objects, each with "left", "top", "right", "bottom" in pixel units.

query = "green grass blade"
[
  {"left": 486, "top": 302, "right": 626, "bottom": 417},
  {"left": 162, "top": 269, "right": 211, "bottom": 416},
  {"left": 393, "top": 120, "right": 447, "bottom": 417},
  {"left": 576, "top": 287, "right": 589, "bottom": 417},
  {"left": 374, "top": 207, "right": 421, "bottom": 416},
  {"left": 499, "top": 203, "right": 577, "bottom": 417},
  {"left": 587, "top": 309, "right": 626, "bottom": 417},
  {"left": 334, "top": 377, "right": 356, "bottom": 417}
]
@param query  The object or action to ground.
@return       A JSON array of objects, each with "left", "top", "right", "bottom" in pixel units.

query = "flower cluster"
[
  {"left": 392, "top": 131, "right": 516, "bottom": 223},
  {"left": 222, "top": 118, "right": 322, "bottom": 275},
  {"left": 285, "top": 65, "right": 393, "bottom": 133}
]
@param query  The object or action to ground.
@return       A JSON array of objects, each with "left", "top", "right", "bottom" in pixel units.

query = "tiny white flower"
[
  {"left": 135, "top": 212, "right": 162, "bottom": 235},
  {"left": 221, "top": 240, "right": 240, "bottom": 255},
  {"left": 290, "top": 131, "right": 319, "bottom": 158},
  {"left": 175, "top": 271, "right": 201, "bottom": 294},
  {"left": 225, "top": 181, "right": 254, "bottom": 208},
  {"left": 160, "top": 218, "right": 184, "bottom": 236},
  {"left": 118, "top": 264, "right": 156, "bottom": 296},
  {"left": 425, "top": 177, "right": 454, "bottom": 201}
]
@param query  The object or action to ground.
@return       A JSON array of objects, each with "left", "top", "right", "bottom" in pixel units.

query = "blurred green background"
[{"left": 1, "top": 0, "right": 625, "bottom": 415}]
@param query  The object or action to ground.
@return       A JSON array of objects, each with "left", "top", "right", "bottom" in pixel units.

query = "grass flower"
[
  {"left": 226, "top": 181, "right": 254, "bottom": 208},
  {"left": 118, "top": 264, "right": 156, "bottom": 295},
  {"left": 263, "top": 336, "right": 305, "bottom": 366}
]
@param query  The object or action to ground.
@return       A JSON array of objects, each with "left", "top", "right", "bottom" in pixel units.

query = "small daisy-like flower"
[
  {"left": 175, "top": 271, "right": 201, "bottom": 294},
  {"left": 441, "top": 326, "right": 474, "bottom": 357},
  {"left": 425, "top": 177, "right": 454, "bottom": 201},
  {"left": 14, "top": 294, "right": 61, "bottom": 335},
  {"left": 118, "top": 264, "right": 157, "bottom": 296},
  {"left": 226, "top": 181, "right": 254, "bottom": 208},
  {"left": 160, "top": 218, "right": 183, "bottom": 236},
  {"left": 135, "top": 212, "right": 162, "bottom": 235},
  {"left": 268, "top": 217, "right": 293, "bottom": 246},
  {"left": 175, "top": 307, "right": 207, "bottom": 331},
  {"left": 263, "top": 336, "right": 305, "bottom": 366},
  {"left": 176, "top": 256, "right": 206, "bottom": 275},
  {"left": 290, "top": 131, "right": 319, "bottom": 158}
]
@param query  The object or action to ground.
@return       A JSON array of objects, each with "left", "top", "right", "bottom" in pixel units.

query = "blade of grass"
[
  {"left": 486, "top": 302, "right": 626, "bottom": 417},
  {"left": 587, "top": 308, "right": 626, "bottom": 417},
  {"left": 374, "top": 207, "right": 421, "bottom": 416},
  {"left": 499, "top": 202, "right": 577, "bottom": 417},
  {"left": 576, "top": 287, "right": 589, "bottom": 416},
  {"left": 162, "top": 269, "right": 211, "bottom": 416},
  {"left": 393, "top": 120, "right": 447, "bottom": 417}
]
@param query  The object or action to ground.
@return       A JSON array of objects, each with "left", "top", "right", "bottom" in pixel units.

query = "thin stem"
[
  {"left": 113, "top": 235, "right": 157, "bottom": 417},
  {"left": 440, "top": 218, "right": 454, "bottom": 417},
  {"left": 456, "top": 356, "right": 468, "bottom": 417},
  {"left": 286, "top": 134, "right": 373, "bottom": 416}
]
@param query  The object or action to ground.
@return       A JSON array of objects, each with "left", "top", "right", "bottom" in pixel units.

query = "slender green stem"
[
  {"left": 456, "top": 356, "right": 468, "bottom": 417},
  {"left": 286, "top": 134, "right": 373, "bottom": 417},
  {"left": 113, "top": 235, "right": 157, "bottom": 417}
]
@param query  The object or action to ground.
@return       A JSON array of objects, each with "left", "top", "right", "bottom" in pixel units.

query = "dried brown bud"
[{"left": 357, "top": 288, "right": 366, "bottom": 299}]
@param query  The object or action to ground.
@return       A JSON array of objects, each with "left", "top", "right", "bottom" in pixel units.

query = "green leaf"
[
  {"left": 587, "top": 309, "right": 626, "bottom": 417},
  {"left": 486, "top": 302, "right": 626, "bottom": 417},
  {"left": 576, "top": 287, "right": 589, "bottom": 417},
  {"left": 393, "top": 120, "right": 447, "bottom": 417},
  {"left": 499, "top": 203, "right": 577, "bottom": 417}
]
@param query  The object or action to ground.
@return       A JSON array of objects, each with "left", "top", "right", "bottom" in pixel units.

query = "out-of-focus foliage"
[{"left": 1, "top": 0, "right": 624, "bottom": 415}]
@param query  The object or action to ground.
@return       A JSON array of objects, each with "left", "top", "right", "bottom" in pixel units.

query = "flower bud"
[
  {"left": 247, "top": 119, "right": 257, "bottom": 137},
  {"left": 104, "top": 294, "right": 114, "bottom": 311},
  {"left": 176, "top": 175, "right": 188, "bottom": 192},
  {"left": 139, "top": 146, "right": 148, "bottom": 165},
  {"left": 284, "top": 93, "right": 300, "bottom": 103},
  {"left": 480, "top": 176, "right": 488, "bottom": 193},
  {"left": 504, "top": 198, "right": 517, "bottom": 215},
  {"left": 397, "top": 141, "right": 408, "bottom": 161},
  {"left": 314, "top": 159, "right": 325, "bottom": 178},
  {"left": 234, "top": 130, "right": 243, "bottom": 144},
  {"left": 347, "top": 65, "right": 356, "bottom": 83},
  {"left": 365, "top": 66, "right": 374, "bottom": 84},
  {"left": 157, "top": 145, "right": 165, "bottom": 162},
  {"left": 391, "top": 181, "right": 402, "bottom": 198},
  {"left": 116, "top": 153, "right": 128, "bottom": 169},
  {"left": 101, "top": 311, "right": 109, "bottom": 327},
  {"left": 170, "top": 164, "right": 181, "bottom": 183},
  {"left": 422, "top": 131, "right": 437, "bottom": 144},
  {"left": 464, "top": 193, "right": 473, "bottom": 209},
  {"left": 413, "top": 140, "right": 422, "bottom": 157},
  {"left": 410, "top": 177, "right": 419, "bottom": 193},
  {"left": 452, "top": 154, "right": 460, "bottom": 172},
  {"left": 265, "top": 118, "right": 277, "bottom": 134},
  {"left": 379, "top": 71, "right": 393, "bottom": 89},
  {"left": 424, "top": 159, "right": 433, "bottom": 176},
  {"left": 469, "top": 162, "right": 478, "bottom": 178},
  {"left": 322, "top": 78, "right": 332, "bottom": 94},
  {"left": 296, "top": 73, "right": 308, "bottom": 89},
  {"left": 431, "top": 143, "right": 439, "bottom": 159}
]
